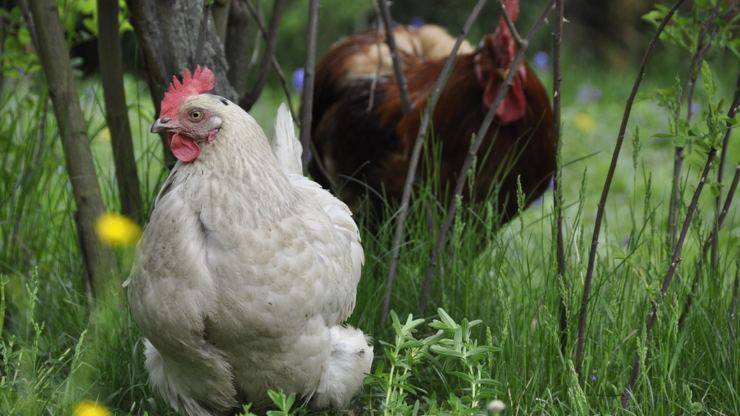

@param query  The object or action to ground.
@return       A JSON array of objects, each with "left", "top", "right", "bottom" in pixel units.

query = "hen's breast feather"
[{"left": 134, "top": 168, "right": 354, "bottom": 341}]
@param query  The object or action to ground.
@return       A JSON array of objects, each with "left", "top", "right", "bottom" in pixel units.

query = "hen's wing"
[{"left": 271, "top": 103, "right": 364, "bottom": 323}]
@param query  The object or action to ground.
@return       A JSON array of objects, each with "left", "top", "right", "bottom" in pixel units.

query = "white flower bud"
[{"left": 487, "top": 399, "right": 506, "bottom": 414}]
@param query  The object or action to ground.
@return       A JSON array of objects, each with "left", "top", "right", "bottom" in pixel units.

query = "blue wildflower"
[
  {"left": 577, "top": 84, "right": 603, "bottom": 103},
  {"left": 292, "top": 68, "right": 305, "bottom": 91},
  {"left": 533, "top": 51, "right": 549, "bottom": 70},
  {"left": 690, "top": 101, "right": 700, "bottom": 116}
]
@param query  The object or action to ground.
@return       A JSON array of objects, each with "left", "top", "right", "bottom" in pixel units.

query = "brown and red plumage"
[{"left": 310, "top": 0, "right": 555, "bottom": 223}]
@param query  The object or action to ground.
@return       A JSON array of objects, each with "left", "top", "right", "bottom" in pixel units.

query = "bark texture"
[
  {"left": 97, "top": 0, "right": 143, "bottom": 223},
  {"left": 126, "top": 0, "right": 236, "bottom": 100},
  {"left": 27, "top": 0, "right": 117, "bottom": 293},
  {"left": 126, "top": 0, "right": 237, "bottom": 166}
]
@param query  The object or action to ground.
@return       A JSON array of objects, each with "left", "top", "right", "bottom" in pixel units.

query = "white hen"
[{"left": 126, "top": 67, "right": 372, "bottom": 416}]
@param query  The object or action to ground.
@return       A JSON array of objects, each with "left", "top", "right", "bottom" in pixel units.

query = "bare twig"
[
  {"left": 376, "top": 0, "right": 412, "bottom": 114},
  {"left": 677, "top": 76, "right": 740, "bottom": 328},
  {"left": 730, "top": 262, "right": 739, "bottom": 350},
  {"left": 367, "top": 1, "right": 384, "bottom": 112},
  {"left": 240, "top": 0, "right": 285, "bottom": 110},
  {"left": 711, "top": 73, "right": 740, "bottom": 272},
  {"left": 381, "top": 0, "right": 489, "bottom": 323},
  {"left": 668, "top": 5, "right": 718, "bottom": 248},
  {"left": 685, "top": 2, "right": 721, "bottom": 122},
  {"left": 298, "top": 0, "right": 320, "bottom": 169},
  {"left": 573, "top": 0, "right": 688, "bottom": 377},
  {"left": 678, "top": 165, "right": 739, "bottom": 329},
  {"left": 667, "top": 147, "right": 684, "bottom": 246},
  {"left": 16, "top": 0, "right": 38, "bottom": 50},
  {"left": 193, "top": 0, "right": 211, "bottom": 66},
  {"left": 499, "top": 0, "right": 524, "bottom": 45},
  {"left": 621, "top": 144, "right": 718, "bottom": 408},
  {"left": 552, "top": 0, "right": 567, "bottom": 355},
  {"left": 418, "top": 0, "right": 556, "bottom": 315},
  {"left": 243, "top": 0, "right": 298, "bottom": 123}
]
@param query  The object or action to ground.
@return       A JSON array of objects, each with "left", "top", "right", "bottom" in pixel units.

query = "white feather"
[
  {"left": 127, "top": 94, "right": 371, "bottom": 415},
  {"left": 271, "top": 103, "right": 303, "bottom": 176}
]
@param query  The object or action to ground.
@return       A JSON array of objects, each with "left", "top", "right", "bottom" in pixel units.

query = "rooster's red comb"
[
  {"left": 492, "top": 0, "right": 520, "bottom": 67},
  {"left": 160, "top": 66, "right": 215, "bottom": 118},
  {"left": 501, "top": 0, "right": 519, "bottom": 22}
]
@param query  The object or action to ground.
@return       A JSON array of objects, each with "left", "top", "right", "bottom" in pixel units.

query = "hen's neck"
[{"left": 178, "top": 111, "right": 299, "bottom": 219}]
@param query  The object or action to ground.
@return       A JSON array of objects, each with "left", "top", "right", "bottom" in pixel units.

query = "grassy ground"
[{"left": 0, "top": 55, "right": 738, "bottom": 415}]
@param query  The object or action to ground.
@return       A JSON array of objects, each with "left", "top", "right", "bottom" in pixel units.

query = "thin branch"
[
  {"left": 685, "top": 2, "right": 720, "bottom": 122},
  {"left": 552, "top": 0, "right": 567, "bottom": 355},
  {"left": 677, "top": 75, "right": 740, "bottom": 328},
  {"left": 193, "top": 0, "right": 211, "bottom": 66},
  {"left": 376, "top": 0, "right": 412, "bottom": 114},
  {"left": 621, "top": 144, "right": 718, "bottom": 408},
  {"left": 667, "top": 147, "right": 684, "bottom": 246},
  {"left": 678, "top": 165, "right": 739, "bottom": 329},
  {"left": 381, "top": 0, "right": 489, "bottom": 324},
  {"left": 298, "top": 0, "right": 320, "bottom": 169},
  {"left": 668, "top": 5, "right": 718, "bottom": 248},
  {"left": 573, "top": 0, "right": 688, "bottom": 377},
  {"left": 418, "top": 0, "right": 556, "bottom": 315},
  {"left": 243, "top": 0, "right": 298, "bottom": 123},
  {"left": 729, "top": 261, "right": 739, "bottom": 351},
  {"left": 240, "top": 0, "right": 285, "bottom": 110},
  {"left": 16, "top": 0, "right": 38, "bottom": 50},
  {"left": 499, "top": 0, "right": 524, "bottom": 45},
  {"left": 711, "top": 73, "right": 740, "bottom": 272},
  {"left": 367, "top": 1, "right": 384, "bottom": 112}
]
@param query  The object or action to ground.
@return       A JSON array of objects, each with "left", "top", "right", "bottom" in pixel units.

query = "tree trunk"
[
  {"left": 97, "top": 0, "right": 143, "bottom": 223},
  {"left": 225, "top": 0, "right": 251, "bottom": 96},
  {"left": 27, "top": 0, "right": 117, "bottom": 294},
  {"left": 126, "top": 0, "right": 237, "bottom": 167}
]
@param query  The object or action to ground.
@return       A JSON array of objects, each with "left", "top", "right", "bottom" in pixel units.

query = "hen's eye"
[{"left": 188, "top": 110, "right": 204, "bottom": 122}]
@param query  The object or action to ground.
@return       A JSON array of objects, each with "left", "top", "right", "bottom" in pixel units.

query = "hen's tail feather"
[
  {"left": 144, "top": 339, "right": 233, "bottom": 416},
  {"left": 311, "top": 326, "right": 373, "bottom": 409},
  {"left": 272, "top": 103, "right": 303, "bottom": 176}
]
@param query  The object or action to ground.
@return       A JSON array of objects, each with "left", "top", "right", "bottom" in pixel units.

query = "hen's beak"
[{"left": 150, "top": 117, "right": 174, "bottom": 133}]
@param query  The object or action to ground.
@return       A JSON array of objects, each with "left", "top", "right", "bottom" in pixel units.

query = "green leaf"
[{"left": 700, "top": 62, "right": 716, "bottom": 100}]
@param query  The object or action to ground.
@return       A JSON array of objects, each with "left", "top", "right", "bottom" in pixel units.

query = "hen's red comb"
[{"left": 159, "top": 66, "right": 215, "bottom": 118}]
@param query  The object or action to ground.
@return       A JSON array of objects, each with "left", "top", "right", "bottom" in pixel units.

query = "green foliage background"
[{"left": 0, "top": 0, "right": 738, "bottom": 415}]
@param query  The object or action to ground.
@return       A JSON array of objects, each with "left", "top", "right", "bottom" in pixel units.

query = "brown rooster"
[{"left": 310, "top": 0, "right": 554, "bottom": 223}]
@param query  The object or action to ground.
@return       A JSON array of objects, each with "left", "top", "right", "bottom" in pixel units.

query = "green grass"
[{"left": 0, "top": 59, "right": 738, "bottom": 415}]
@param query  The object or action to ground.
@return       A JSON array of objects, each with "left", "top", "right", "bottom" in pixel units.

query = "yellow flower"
[
  {"left": 574, "top": 112, "right": 596, "bottom": 133},
  {"left": 96, "top": 213, "right": 142, "bottom": 247},
  {"left": 98, "top": 127, "right": 111, "bottom": 142},
  {"left": 74, "top": 401, "right": 111, "bottom": 416}
]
